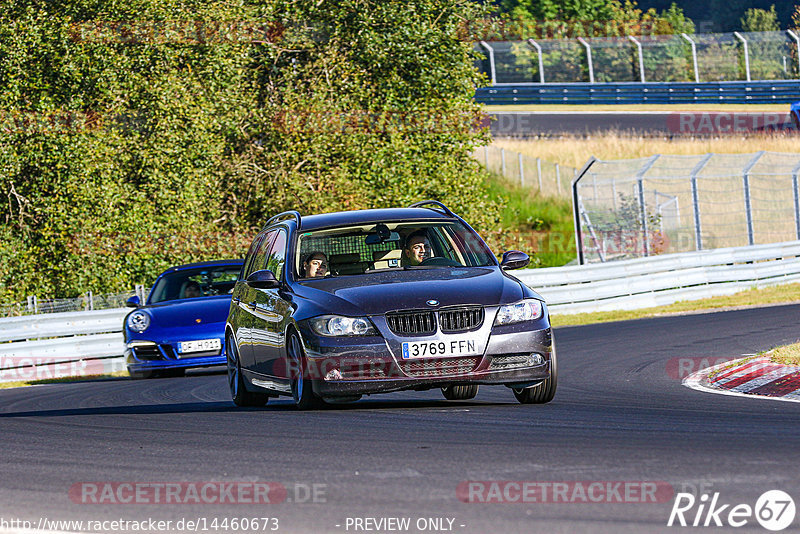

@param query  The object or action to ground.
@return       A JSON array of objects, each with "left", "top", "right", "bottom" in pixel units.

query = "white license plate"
[
  {"left": 177, "top": 338, "right": 221, "bottom": 355},
  {"left": 401, "top": 338, "right": 479, "bottom": 359}
]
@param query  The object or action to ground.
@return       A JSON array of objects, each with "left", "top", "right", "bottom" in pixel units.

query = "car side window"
[
  {"left": 265, "top": 229, "right": 287, "bottom": 281},
  {"left": 244, "top": 231, "right": 276, "bottom": 280}
]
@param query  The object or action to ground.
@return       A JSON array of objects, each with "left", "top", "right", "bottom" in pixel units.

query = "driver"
[
  {"left": 302, "top": 251, "right": 328, "bottom": 278},
  {"left": 402, "top": 231, "right": 431, "bottom": 266}
]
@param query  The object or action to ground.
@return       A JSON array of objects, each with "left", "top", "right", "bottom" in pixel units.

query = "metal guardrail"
[
  {"left": 516, "top": 240, "right": 800, "bottom": 314},
  {"left": 475, "top": 81, "right": 800, "bottom": 105}
]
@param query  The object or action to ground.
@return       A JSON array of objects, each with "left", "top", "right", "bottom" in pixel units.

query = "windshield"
[
  {"left": 295, "top": 221, "right": 496, "bottom": 278},
  {"left": 148, "top": 266, "right": 241, "bottom": 304}
]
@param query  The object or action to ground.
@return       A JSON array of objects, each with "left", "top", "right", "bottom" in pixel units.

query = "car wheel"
[
  {"left": 441, "top": 385, "right": 479, "bottom": 400},
  {"left": 513, "top": 350, "right": 557, "bottom": 404},
  {"left": 227, "top": 335, "right": 269, "bottom": 407},
  {"left": 287, "top": 332, "right": 324, "bottom": 410},
  {"left": 128, "top": 368, "right": 153, "bottom": 380}
]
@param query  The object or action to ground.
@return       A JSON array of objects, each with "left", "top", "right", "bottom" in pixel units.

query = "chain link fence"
[
  {"left": 0, "top": 286, "right": 147, "bottom": 317},
  {"left": 475, "top": 145, "right": 576, "bottom": 197},
  {"left": 477, "top": 30, "right": 800, "bottom": 84},
  {"left": 574, "top": 152, "right": 800, "bottom": 263}
]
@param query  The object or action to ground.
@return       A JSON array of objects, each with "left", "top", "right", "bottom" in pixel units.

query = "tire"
[
  {"left": 287, "top": 332, "right": 325, "bottom": 410},
  {"left": 513, "top": 349, "right": 557, "bottom": 404},
  {"left": 227, "top": 335, "right": 269, "bottom": 407},
  {"left": 441, "top": 385, "right": 479, "bottom": 400}
]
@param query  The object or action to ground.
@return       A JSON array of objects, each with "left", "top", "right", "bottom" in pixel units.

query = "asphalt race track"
[{"left": 2, "top": 304, "right": 800, "bottom": 533}]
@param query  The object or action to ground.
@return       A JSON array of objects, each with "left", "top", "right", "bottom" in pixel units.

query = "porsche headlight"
[
  {"left": 309, "top": 315, "right": 377, "bottom": 337},
  {"left": 494, "top": 300, "right": 544, "bottom": 326},
  {"left": 127, "top": 310, "right": 151, "bottom": 333}
]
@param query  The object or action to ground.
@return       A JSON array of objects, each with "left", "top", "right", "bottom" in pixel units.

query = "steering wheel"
[{"left": 419, "top": 257, "right": 462, "bottom": 267}]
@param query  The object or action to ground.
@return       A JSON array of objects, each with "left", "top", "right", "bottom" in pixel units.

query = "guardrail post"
[
  {"left": 556, "top": 163, "right": 561, "bottom": 193},
  {"left": 733, "top": 32, "right": 751, "bottom": 82},
  {"left": 527, "top": 39, "right": 545, "bottom": 83},
  {"left": 628, "top": 36, "right": 645, "bottom": 83},
  {"left": 500, "top": 147, "right": 506, "bottom": 176},
  {"left": 479, "top": 41, "right": 496, "bottom": 86},
  {"left": 572, "top": 157, "right": 598, "bottom": 265},
  {"left": 787, "top": 30, "right": 800, "bottom": 76},
  {"left": 689, "top": 154, "right": 713, "bottom": 251},
  {"left": 793, "top": 160, "right": 800, "bottom": 240},
  {"left": 484, "top": 145, "right": 489, "bottom": 167},
  {"left": 742, "top": 151, "right": 765, "bottom": 246},
  {"left": 536, "top": 158, "right": 543, "bottom": 191},
  {"left": 518, "top": 153, "right": 524, "bottom": 186},
  {"left": 577, "top": 37, "right": 595, "bottom": 83},
  {"left": 681, "top": 33, "right": 699, "bottom": 83}
]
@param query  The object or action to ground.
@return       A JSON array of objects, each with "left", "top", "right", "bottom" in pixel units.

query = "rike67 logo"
[{"left": 668, "top": 490, "right": 796, "bottom": 531}]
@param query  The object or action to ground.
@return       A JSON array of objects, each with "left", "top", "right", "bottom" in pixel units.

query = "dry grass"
[
  {"left": 769, "top": 342, "right": 800, "bottom": 366},
  {"left": 0, "top": 370, "right": 129, "bottom": 390},
  {"left": 492, "top": 133, "right": 800, "bottom": 169}
]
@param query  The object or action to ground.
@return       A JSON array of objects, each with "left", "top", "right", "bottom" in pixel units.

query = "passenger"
[
  {"left": 302, "top": 251, "right": 328, "bottom": 278},
  {"left": 402, "top": 231, "right": 431, "bottom": 266},
  {"left": 183, "top": 281, "right": 202, "bottom": 298}
]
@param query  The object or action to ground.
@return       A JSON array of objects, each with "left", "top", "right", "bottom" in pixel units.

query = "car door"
[
  {"left": 235, "top": 231, "right": 275, "bottom": 370},
  {"left": 250, "top": 228, "right": 291, "bottom": 377}
]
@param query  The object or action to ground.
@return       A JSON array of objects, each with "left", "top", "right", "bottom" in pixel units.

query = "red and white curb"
[{"left": 684, "top": 355, "right": 800, "bottom": 403}]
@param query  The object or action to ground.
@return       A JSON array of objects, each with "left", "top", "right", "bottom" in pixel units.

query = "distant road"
[{"left": 488, "top": 110, "right": 798, "bottom": 136}]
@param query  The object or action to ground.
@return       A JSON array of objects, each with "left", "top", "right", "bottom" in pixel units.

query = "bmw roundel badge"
[{"left": 426, "top": 299, "right": 439, "bottom": 307}]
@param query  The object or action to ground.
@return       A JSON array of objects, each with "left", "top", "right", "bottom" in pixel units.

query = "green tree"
[{"left": 741, "top": 5, "right": 781, "bottom": 31}]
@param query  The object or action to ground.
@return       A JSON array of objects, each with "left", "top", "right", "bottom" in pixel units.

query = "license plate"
[
  {"left": 401, "top": 338, "right": 479, "bottom": 359},
  {"left": 177, "top": 338, "right": 221, "bottom": 355}
]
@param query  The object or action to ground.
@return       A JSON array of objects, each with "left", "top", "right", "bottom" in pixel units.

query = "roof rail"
[
  {"left": 408, "top": 200, "right": 456, "bottom": 218},
  {"left": 264, "top": 210, "right": 301, "bottom": 229}
]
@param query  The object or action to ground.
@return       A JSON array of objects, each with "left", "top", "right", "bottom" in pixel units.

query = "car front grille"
[
  {"left": 386, "top": 311, "right": 436, "bottom": 336},
  {"left": 398, "top": 356, "right": 480, "bottom": 377},
  {"left": 132, "top": 344, "right": 164, "bottom": 361},
  {"left": 438, "top": 306, "right": 484, "bottom": 333}
]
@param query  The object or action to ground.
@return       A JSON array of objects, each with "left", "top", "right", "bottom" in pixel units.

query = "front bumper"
[
  {"left": 125, "top": 340, "right": 226, "bottom": 373},
  {"left": 298, "top": 319, "right": 553, "bottom": 398}
]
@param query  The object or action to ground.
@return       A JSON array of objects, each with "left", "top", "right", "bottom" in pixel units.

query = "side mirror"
[
  {"left": 247, "top": 269, "right": 280, "bottom": 289},
  {"left": 500, "top": 250, "right": 530, "bottom": 271},
  {"left": 125, "top": 295, "right": 140, "bottom": 308}
]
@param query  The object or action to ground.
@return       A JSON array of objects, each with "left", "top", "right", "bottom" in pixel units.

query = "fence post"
[
  {"left": 518, "top": 153, "right": 524, "bottom": 186},
  {"left": 577, "top": 37, "right": 595, "bottom": 83},
  {"left": 500, "top": 148, "right": 506, "bottom": 176},
  {"left": 681, "top": 33, "right": 699, "bottom": 82},
  {"left": 479, "top": 41, "right": 497, "bottom": 86},
  {"left": 690, "top": 153, "right": 713, "bottom": 251},
  {"left": 636, "top": 155, "right": 660, "bottom": 257},
  {"left": 572, "top": 157, "right": 598, "bottom": 265},
  {"left": 787, "top": 30, "right": 800, "bottom": 76},
  {"left": 88, "top": 290, "right": 94, "bottom": 311},
  {"left": 628, "top": 36, "right": 645, "bottom": 83},
  {"left": 793, "top": 160, "right": 800, "bottom": 240},
  {"left": 556, "top": 163, "right": 561, "bottom": 193},
  {"left": 484, "top": 145, "right": 489, "bottom": 167},
  {"left": 733, "top": 32, "right": 751, "bottom": 82},
  {"left": 536, "top": 158, "right": 543, "bottom": 191},
  {"left": 527, "top": 39, "right": 545, "bottom": 83},
  {"left": 742, "top": 151, "right": 764, "bottom": 246}
]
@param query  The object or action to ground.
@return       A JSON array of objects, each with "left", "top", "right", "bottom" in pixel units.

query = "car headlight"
[
  {"left": 494, "top": 300, "right": 544, "bottom": 326},
  {"left": 309, "top": 315, "right": 377, "bottom": 336},
  {"left": 127, "top": 310, "right": 151, "bottom": 333}
]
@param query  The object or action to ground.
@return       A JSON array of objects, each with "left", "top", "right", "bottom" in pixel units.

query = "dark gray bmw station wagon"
[{"left": 225, "top": 201, "right": 556, "bottom": 409}]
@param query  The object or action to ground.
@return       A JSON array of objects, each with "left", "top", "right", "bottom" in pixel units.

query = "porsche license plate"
[
  {"left": 401, "top": 338, "right": 479, "bottom": 359},
  {"left": 177, "top": 338, "right": 221, "bottom": 355}
]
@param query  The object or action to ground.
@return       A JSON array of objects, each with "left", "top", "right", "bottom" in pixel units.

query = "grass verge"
[
  {"left": 0, "top": 370, "right": 130, "bottom": 390},
  {"left": 769, "top": 342, "right": 800, "bottom": 366},
  {"left": 550, "top": 283, "right": 800, "bottom": 327}
]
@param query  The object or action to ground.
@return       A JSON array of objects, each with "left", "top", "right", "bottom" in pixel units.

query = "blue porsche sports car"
[{"left": 124, "top": 260, "right": 244, "bottom": 378}]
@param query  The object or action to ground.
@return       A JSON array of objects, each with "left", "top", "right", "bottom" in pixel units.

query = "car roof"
[
  {"left": 161, "top": 259, "right": 244, "bottom": 273},
  {"left": 299, "top": 207, "right": 455, "bottom": 232}
]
